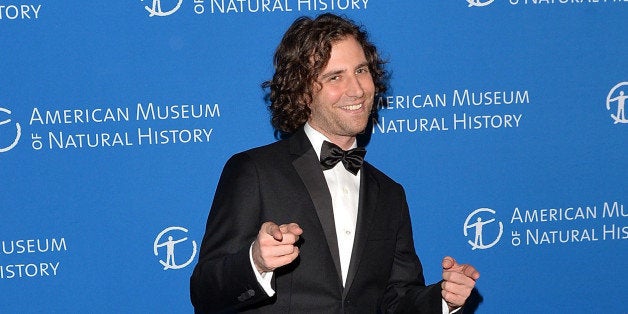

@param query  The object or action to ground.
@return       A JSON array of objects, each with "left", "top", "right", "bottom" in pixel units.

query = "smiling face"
[{"left": 307, "top": 36, "right": 375, "bottom": 149}]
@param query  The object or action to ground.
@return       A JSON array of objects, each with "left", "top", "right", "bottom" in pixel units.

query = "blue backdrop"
[{"left": 1, "top": 1, "right": 626, "bottom": 313}]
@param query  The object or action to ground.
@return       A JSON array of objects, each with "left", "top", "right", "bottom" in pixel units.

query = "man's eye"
[{"left": 356, "top": 67, "right": 369, "bottom": 74}]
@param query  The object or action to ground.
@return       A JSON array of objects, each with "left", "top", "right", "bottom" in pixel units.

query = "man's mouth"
[{"left": 342, "top": 103, "right": 363, "bottom": 111}]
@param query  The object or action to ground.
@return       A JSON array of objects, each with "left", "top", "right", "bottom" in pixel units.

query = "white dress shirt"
[{"left": 304, "top": 123, "right": 360, "bottom": 286}]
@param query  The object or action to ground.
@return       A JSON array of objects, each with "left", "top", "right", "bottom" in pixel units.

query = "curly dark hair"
[{"left": 263, "top": 13, "right": 388, "bottom": 135}]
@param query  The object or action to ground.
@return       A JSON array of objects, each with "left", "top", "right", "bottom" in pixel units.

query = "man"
[{"left": 190, "top": 13, "right": 479, "bottom": 313}]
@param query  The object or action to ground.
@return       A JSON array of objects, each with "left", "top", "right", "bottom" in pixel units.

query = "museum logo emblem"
[
  {"left": 607, "top": 82, "right": 628, "bottom": 124},
  {"left": 142, "top": 0, "right": 183, "bottom": 17},
  {"left": 0, "top": 107, "right": 21, "bottom": 153},
  {"left": 464, "top": 207, "right": 503, "bottom": 250},
  {"left": 467, "top": 0, "right": 495, "bottom": 7},
  {"left": 154, "top": 226, "right": 197, "bottom": 270}
]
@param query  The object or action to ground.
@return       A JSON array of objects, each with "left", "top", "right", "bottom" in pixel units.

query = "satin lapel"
[
  {"left": 290, "top": 130, "right": 343, "bottom": 284},
  {"left": 343, "top": 162, "right": 379, "bottom": 298}
]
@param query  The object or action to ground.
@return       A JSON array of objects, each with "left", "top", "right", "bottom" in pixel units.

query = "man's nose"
[{"left": 346, "top": 76, "right": 365, "bottom": 99}]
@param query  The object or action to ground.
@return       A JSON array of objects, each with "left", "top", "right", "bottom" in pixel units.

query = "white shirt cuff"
[
  {"left": 443, "top": 298, "right": 462, "bottom": 314},
  {"left": 249, "top": 243, "right": 275, "bottom": 296}
]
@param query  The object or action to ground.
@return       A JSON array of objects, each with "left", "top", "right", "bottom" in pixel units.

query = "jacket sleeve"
[
  {"left": 381, "top": 187, "right": 443, "bottom": 314},
  {"left": 190, "top": 153, "right": 273, "bottom": 313}
]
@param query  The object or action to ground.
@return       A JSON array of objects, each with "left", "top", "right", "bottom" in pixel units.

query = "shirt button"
[
  {"left": 345, "top": 230, "right": 351, "bottom": 235},
  {"left": 342, "top": 187, "right": 349, "bottom": 194}
]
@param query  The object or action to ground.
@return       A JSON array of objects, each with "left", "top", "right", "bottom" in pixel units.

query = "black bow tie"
[{"left": 319, "top": 141, "right": 366, "bottom": 175}]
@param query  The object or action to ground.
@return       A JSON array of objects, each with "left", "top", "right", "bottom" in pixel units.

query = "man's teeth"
[{"left": 344, "top": 104, "right": 363, "bottom": 110}]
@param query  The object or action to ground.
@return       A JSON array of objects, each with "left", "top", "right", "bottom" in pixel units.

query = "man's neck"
[{"left": 306, "top": 123, "right": 357, "bottom": 150}]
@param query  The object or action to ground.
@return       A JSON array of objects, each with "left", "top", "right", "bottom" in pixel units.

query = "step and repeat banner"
[{"left": 1, "top": 1, "right": 626, "bottom": 313}]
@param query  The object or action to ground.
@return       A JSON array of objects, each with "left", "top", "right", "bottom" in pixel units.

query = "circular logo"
[
  {"left": 463, "top": 208, "right": 503, "bottom": 250},
  {"left": 606, "top": 82, "right": 628, "bottom": 124},
  {"left": 0, "top": 107, "right": 22, "bottom": 153},
  {"left": 467, "top": 0, "right": 495, "bottom": 7},
  {"left": 154, "top": 226, "right": 197, "bottom": 270},
  {"left": 142, "top": 0, "right": 183, "bottom": 17}
]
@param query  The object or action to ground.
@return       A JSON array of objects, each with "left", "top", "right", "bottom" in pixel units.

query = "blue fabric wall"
[{"left": 1, "top": 1, "right": 626, "bottom": 312}]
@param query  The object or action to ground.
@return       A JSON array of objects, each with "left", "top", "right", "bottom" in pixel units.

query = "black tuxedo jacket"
[{"left": 190, "top": 128, "right": 442, "bottom": 313}]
